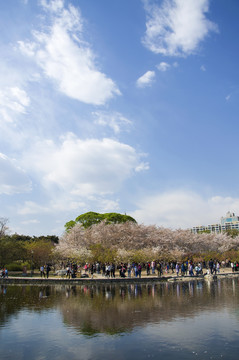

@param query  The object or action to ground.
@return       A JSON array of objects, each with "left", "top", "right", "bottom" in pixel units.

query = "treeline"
[
  {"left": 56, "top": 221, "right": 239, "bottom": 264},
  {"left": 0, "top": 234, "right": 59, "bottom": 269},
  {"left": 3, "top": 210, "right": 239, "bottom": 270}
]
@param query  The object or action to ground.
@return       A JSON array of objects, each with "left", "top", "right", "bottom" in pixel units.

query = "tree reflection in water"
[{"left": 1, "top": 278, "right": 239, "bottom": 336}]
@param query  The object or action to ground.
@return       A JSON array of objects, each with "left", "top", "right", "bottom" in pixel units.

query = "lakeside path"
[{"left": 1, "top": 268, "right": 239, "bottom": 285}]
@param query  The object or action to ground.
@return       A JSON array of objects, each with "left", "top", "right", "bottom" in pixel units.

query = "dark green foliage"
[
  {"left": 5, "top": 262, "right": 30, "bottom": 271},
  {"left": 65, "top": 220, "right": 77, "bottom": 232},
  {"left": 0, "top": 236, "right": 26, "bottom": 267},
  {"left": 0, "top": 233, "right": 58, "bottom": 267},
  {"left": 33, "top": 235, "right": 59, "bottom": 244},
  {"left": 4, "top": 234, "right": 59, "bottom": 243},
  {"left": 9, "top": 234, "right": 32, "bottom": 242},
  {"left": 76, "top": 212, "right": 103, "bottom": 228},
  {"left": 103, "top": 212, "right": 137, "bottom": 225},
  {"left": 65, "top": 211, "right": 137, "bottom": 231}
]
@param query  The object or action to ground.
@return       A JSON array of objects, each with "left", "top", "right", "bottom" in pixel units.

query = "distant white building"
[{"left": 192, "top": 211, "right": 239, "bottom": 234}]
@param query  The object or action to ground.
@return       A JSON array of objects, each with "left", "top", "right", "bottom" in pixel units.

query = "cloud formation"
[
  {"left": 143, "top": 0, "right": 218, "bottom": 56},
  {"left": 18, "top": 0, "right": 120, "bottom": 105},
  {"left": 132, "top": 190, "right": 239, "bottom": 229},
  {"left": 157, "top": 62, "right": 171, "bottom": 72},
  {"left": 0, "top": 87, "right": 30, "bottom": 123},
  {"left": 21, "top": 134, "right": 149, "bottom": 196},
  {"left": 0, "top": 153, "right": 32, "bottom": 195},
  {"left": 136, "top": 70, "right": 155, "bottom": 88},
  {"left": 92, "top": 111, "right": 132, "bottom": 134}
]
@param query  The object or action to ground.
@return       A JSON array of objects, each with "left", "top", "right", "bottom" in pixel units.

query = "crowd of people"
[
  {"left": 1, "top": 259, "right": 238, "bottom": 279},
  {"left": 58, "top": 259, "right": 235, "bottom": 279}
]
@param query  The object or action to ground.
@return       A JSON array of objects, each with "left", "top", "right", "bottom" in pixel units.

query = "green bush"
[{"left": 5, "top": 262, "right": 30, "bottom": 271}]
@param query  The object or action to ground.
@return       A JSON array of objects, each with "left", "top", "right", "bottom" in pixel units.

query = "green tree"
[
  {"left": 76, "top": 212, "right": 104, "bottom": 228},
  {"left": 0, "top": 236, "right": 27, "bottom": 267},
  {"left": 25, "top": 240, "right": 55, "bottom": 268},
  {"left": 102, "top": 212, "right": 137, "bottom": 225},
  {"left": 65, "top": 220, "right": 78, "bottom": 232},
  {"left": 65, "top": 211, "right": 137, "bottom": 231},
  {"left": 33, "top": 235, "right": 59, "bottom": 244},
  {"left": 10, "top": 234, "right": 32, "bottom": 242},
  {"left": 89, "top": 244, "right": 117, "bottom": 263}
]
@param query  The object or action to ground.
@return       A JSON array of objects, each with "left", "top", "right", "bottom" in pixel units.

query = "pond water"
[{"left": 0, "top": 278, "right": 239, "bottom": 359}]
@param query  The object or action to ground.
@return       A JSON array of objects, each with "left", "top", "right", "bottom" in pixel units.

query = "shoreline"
[{"left": 1, "top": 269, "right": 239, "bottom": 286}]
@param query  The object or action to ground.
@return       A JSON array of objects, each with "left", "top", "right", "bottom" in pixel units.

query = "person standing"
[
  {"left": 176, "top": 263, "right": 179, "bottom": 277},
  {"left": 189, "top": 263, "right": 194, "bottom": 276},
  {"left": 90, "top": 264, "right": 94, "bottom": 279},
  {"left": 134, "top": 263, "right": 138, "bottom": 278},
  {"left": 209, "top": 259, "right": 214, "bottom": 274},
  {"left": 127, "top": 263, "right": 131, "bottom": 277},
  {"left": 40, "top": 265, "right": 45, "bottom": 278},
  {"left": 157, "top": 262, "right": 163, "bottom": 277},
  {"left": 181, "top": 263, "right": 185, "bottom": 276},
  {"left": 96, "top": 262, "right": 100, "bottom": 274},
  {"left": 66, "top": 265, "right": 71, "bottom": 279},
  {"left": 111, "top": 263, "right": 115, "bottom": 278},
  {"left": 46, "top": 264, "right": 51, "bottom": 279},
  {"left": 138, "top": 263, "right": 142, "bottom": 278},
  {"left": 151, "top": 260, "right": 155, "bottom": 274}
]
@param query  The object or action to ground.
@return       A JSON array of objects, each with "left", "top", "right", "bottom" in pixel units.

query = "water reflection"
[
  {"left": 1, "top": 279, "right": 239, "bottom": 336},
  {"left": 1, "top": 279, "right": 239, "bottom": 360}
]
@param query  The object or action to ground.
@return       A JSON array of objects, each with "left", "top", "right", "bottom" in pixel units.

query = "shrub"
[{"left": 5, "top": 262, "right": 30, "bottom": 271}]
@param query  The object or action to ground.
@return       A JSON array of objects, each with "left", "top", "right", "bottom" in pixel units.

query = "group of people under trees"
[
  {"left": 58, "top": 259, "right": 236, "bottom": 279},
  {"left": 39, "top": 264, "right": 51, "bottom": 278},
  {"left": 81, "top": 260, "right": 212, "bottom": 278},
  {"left": 35, "top": 259, "right": 239, "bottom": 279}
]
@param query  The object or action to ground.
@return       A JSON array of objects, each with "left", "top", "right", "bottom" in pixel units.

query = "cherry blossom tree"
[{"left": 55, "top": 220, "right": 239, "bottom": 264}]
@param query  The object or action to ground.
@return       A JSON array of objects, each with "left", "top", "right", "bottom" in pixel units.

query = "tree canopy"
[
  {"left": 64, "top": 211, "right": 137, "bottom": 231},
  {"left": 0, "top": 233, "right": 58, "bottom": 267},
  {"left": 58, "top": 220, "right": 239, "bottom": 264}
]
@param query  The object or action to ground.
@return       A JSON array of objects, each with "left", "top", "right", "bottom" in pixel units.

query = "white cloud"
[
  {"left": 157, "top": 62, "right": 171, "bottom": 72},
  {"left": 131, "top": 190, "right": 239, "bottom": 229},
  {"left": 136, "top": 70, "right": 155, "bottom": 88},
  {"left": 21, "top": 219, "right": 40, "bottom": 225},
  {"left": 18, "top": 194, "right": 120, "bottom": 221},
  {"left": 92, "top": 111, "right": 132, "bottom": 134},
  {"left": 18, "top": 198, "right": 84, "bottom": 216},
  {"left": 0, "top": 87, "right": 30, "bottom": 123},
  {"left": 0, "top": 153, "right": 32, "bottom": 195},
  {"left": 18, "top": 201, "right": 51, "bottom": 215},
  {"left": 200, "top": 65, "right": 206, "bottom": 71},
  {"left": 18, "top": 1, "right": 120, "bottom": 105},
  {"left": 225, "top": 94, "right": 231, "bottom": 101},
  {"left": 21, "top": 133, "right": 149, "bottom": 196},
  {"left": 40, "top": 0, "right": 64, "bottom": 14},
  {"left": 143, "top": 0, "right": 218, "bottom": 56},
  {"left": 18, "top": 41, "right": 36, "bottom": 57}
]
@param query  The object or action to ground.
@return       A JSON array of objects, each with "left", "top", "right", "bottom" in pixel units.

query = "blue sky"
[{"left": 1, "top": 0, "right": 239, "bottom": 236}]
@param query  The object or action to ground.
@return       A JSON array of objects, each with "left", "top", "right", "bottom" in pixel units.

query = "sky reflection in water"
[{"left": 0, "top": 278, "right": 239, "bottom": 360}]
